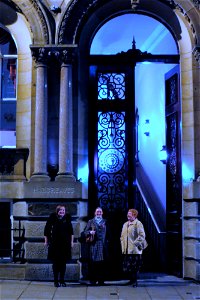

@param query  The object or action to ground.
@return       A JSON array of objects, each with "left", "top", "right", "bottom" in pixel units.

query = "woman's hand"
[{"left": 44, "top": 236, "right": 48, "bottom": 246}]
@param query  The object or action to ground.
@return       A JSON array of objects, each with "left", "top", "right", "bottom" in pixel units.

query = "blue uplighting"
[
  {"left": 78, "top": 164, "right": 89, "bottom": 183},
  {"left": 182, "top": 163, "right": 193, "bottom": 182}
]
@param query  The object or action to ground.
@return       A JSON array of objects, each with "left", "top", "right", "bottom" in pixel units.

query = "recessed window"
[
  {"left": 0, "top": 27, "right": 17, "bottom": 100},
  {"left": 0, "top": 27, "right": 17, "bottom": 148}
]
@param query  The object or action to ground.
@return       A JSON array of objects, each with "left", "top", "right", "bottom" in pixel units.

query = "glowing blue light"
[
  {"left": 78, "top": 164, "right": 89, "bottom": 183},
  {"left": 182, "top": 163, "right": 193, "bottom": 182}
]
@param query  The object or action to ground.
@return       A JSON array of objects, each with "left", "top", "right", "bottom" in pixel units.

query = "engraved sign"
[{"left": 24, "top": 181, "right": 82, "bottom": 199}]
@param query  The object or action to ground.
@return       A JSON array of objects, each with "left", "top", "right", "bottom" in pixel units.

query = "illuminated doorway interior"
[{"left": 88, "top": 13, "right": 181, "bottom": 277}]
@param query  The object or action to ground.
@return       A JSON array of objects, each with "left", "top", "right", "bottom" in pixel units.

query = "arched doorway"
[{"left": 87, "top": 13, "right": 182, "bottom": 278}]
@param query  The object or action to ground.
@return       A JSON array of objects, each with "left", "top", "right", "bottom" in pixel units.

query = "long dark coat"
[
  {"left": 44, "top": 212, "right": 73, "bottom": 262},
  {"left": 84, "top": 218, "right": 109, "bottom": 262}
]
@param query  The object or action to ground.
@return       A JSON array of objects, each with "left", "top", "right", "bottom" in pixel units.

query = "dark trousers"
[
  {"left": 52, "top": 260, "right": 66, "bottom": 283},
  {"left": 88, "top": 260, "right": 105, "bottom": 283},
  {"left": 129, "top": 254, "right": 142, "bottom": 284}
]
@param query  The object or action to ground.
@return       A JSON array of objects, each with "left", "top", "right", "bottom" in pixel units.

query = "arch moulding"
[
  {"left": 58, "top": 0, "right": 200, "bottom": 62},
  {"left": 12, "top": 0, "right": 52, "bottom": 44}
]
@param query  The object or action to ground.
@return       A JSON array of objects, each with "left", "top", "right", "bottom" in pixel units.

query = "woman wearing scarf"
[{"left": 84, "top": 207, "right": 109, "bottom": 285}]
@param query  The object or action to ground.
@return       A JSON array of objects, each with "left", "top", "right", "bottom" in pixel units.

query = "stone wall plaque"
[{"left": 24, "top": 181, "right": 82, "bottom": 199}]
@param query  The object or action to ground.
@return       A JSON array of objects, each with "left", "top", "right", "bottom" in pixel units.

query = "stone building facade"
[{"left": 0, "top": 0, "right": 199, "bottom": 281}]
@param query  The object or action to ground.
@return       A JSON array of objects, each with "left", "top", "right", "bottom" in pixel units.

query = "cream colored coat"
[{"left": 120, "top": 218, "right": 147, "bottom": 255}]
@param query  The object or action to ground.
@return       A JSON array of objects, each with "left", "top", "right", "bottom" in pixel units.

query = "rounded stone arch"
[
  {"left": 10, "top": 0, "right": 55, "bottom": 44},
  {"left": 58, "top": 0, "right": 199, "bottom": 55}
]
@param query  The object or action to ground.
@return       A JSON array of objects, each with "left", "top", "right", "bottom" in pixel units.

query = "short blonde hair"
[{"left": 128, "top": 209, "right": 138, "bottom": 218}]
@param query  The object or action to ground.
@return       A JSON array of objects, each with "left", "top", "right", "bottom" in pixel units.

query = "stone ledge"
[
  {"left": 0, "top": 263, "right": 80, "bottom": 281},
  {"left": 0, "top": 263, "right": 26, "bottom": 280},
  {"left": 25, "top": 263, "right": 80, "bottom": 281}
]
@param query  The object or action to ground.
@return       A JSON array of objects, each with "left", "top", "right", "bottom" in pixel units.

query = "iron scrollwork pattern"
[
  {"left": 167, "top": 112, "right": 179, "bottom": 212},
  {"left": 166, "top": 73, "right": 178, "bottom": 106},
  {"left": 98, "top": 73, "right": 125, "bottom": 100},
  {"left": 97, "top": 111, "right": 127, "bottom": 211}
]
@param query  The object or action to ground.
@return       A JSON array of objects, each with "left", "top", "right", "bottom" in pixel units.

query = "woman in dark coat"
[
  {"left": 44, "top": 205, "right": 74, "bottom": 287},
  {"left": 84, "top": 207, "right": 109, "bottom": 285}
]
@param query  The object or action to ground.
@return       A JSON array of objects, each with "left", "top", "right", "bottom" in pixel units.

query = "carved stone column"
[
  {"left": 56, "top": 49, "right": 76, "bottom": 182},
  {"left": 30, "top": 47, "right": 50, "bottom": 181}
]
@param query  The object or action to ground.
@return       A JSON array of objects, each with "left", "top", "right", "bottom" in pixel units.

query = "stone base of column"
[
  {"left": 30, "top": 173, "right": 50, "bottom": 182},
  {"left": 55, "top": 173, "right": 76, "bottom": 182}
]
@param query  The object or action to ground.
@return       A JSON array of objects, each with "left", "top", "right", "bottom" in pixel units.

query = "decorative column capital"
[
  {"left": 30, "top": 45, "right": 77, "bottom": 64},
  {"left": 30, "top": 46, "right": 49, "bottom": 64},
  {"left": 59, "top": 48, "right": 76, "bottom": 64}
]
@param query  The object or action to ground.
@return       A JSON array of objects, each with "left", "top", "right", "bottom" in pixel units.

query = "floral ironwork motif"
[
  {"left": 98, "top": 73, "right": 125, "bottom": 100},
  {"left": 97, "top": 111, "right": 127, "bottom": 210}
]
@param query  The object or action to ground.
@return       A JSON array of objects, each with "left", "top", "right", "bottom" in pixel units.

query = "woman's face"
[
  {"left": 127, "top": 211, "right": 136, "bottom": 222},
  {"left": 57, "top": 207, "right": 65, "bottom": 218}
]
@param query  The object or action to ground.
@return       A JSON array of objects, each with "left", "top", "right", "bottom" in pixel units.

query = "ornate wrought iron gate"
[{"left": 88, "top": 63, "right": 135, "bottom": 279}]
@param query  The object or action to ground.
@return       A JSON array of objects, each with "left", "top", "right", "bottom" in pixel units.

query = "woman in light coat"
[{"left": 120, "top": 209, "right": 147, "bottom": 287}]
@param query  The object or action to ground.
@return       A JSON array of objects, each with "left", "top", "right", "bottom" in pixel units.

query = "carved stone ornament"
[
  {"left": 31, "top": 47, "right": 49, "bottom": 64},
  {"left": 30, "top": 46, "right": 77, "bottom": 64},
  {"left": 193, "top": 46, "right": 200, "bottom": 64},
  {"left": 131, "top": 0, "right": 140, "bottom": 10}
]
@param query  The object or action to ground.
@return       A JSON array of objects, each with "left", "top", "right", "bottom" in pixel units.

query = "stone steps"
[{"left": 0, "top": 262, "right": 81, "bottom": 281}]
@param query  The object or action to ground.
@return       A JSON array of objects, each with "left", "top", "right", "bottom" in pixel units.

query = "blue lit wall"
[{"left": 135, "top": 63, "right": 177, "bottom": 211}]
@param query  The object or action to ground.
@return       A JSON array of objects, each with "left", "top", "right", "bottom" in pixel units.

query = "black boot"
[
  {"left": 132, "top": 272, "right": 138, "bottom": 288},
  {"left": 52, "top": 263, "right": 60, "bottom": 287},
  {"left": 54, "top": 282, "right": 60, "bottom": 287},
  {"left": 60, "top": 263, "right": 66, "bottom": 286}
]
